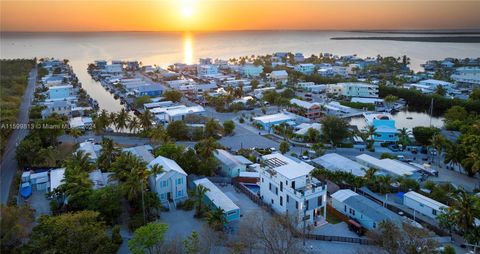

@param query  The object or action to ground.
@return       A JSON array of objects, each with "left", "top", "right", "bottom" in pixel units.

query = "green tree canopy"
[{"left": 128, "top": 222, "right": 168, "bottom": 254}]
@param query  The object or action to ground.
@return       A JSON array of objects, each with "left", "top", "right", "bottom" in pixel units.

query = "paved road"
[{"left": 0, "top": 67, "right": 37, "bottom": 204}]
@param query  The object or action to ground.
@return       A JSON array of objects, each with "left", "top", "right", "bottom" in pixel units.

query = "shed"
[{"left": 193, "top": 178, "right": 240, "bottom": 223}]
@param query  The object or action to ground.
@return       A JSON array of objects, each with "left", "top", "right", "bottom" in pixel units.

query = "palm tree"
[
  {"left": 139, "top": 109, "right": 154, "bottom": 132},
  {"left": 63, "top": 151, "right": 94, "bottom": 172},
  {"left": 115, "top": 108, "right": 130, "bottom": 131},
  {"left": 111, "top": 152, "right": 150, "bottom": 201},
  {"left": 462, "top": 148, "right": 480, "bottom": 177},
  {"left": 206, "top": 208, "right": 226, "bottom": 231},
  {"left": 97, "top": 138, "right": 117, "bottom": 170},
  {"left": 128, "top": 117, "right": 140, "bottom": 134},
  {"left": 446, "top": 190, "right": 480, "bottom": 235},
  {"left": 194, "top": 137, "right": 221, "bottom": 160},
  {"left": 444, "top": 143, "right": 464, "bottom": 172},
  {"left": 430, "top": 134, "right": 446, "bottom": 166},
  {"left": 364, "top": 167, "right": 377, "bottom": 186},
  {"left": 69, "top": 128, "right": 83, "bottom": 144},
  {"left": 377, "top": 175, "right": 393, "bottom": 194},
  {"left": 149, "top": 125, "right": 169, "bottom": 145},
  {"left": 194, "top": 184, "right": 210, "bottom": 217}
]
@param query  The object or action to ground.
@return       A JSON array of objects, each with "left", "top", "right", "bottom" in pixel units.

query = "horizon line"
[{"left": 2, "top": 28, "right": 480, "bottom": 33}]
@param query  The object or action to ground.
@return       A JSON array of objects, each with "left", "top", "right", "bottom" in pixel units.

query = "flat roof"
[
  {"left": 50, "top": 168, "right": 66, "bottom": 191},
  {"left": 313, "top": 153, "right": 366, "bottom": 177},
  {"left": 262, "top": 153, "right": 314, "bottom": 180},
  {"left": 193, "top": 178, "right": 240, "bottom": 213},
  {"left": 253, "top": 112, "right": 296, "bottom": 124},
  {"left": 404, "top": 191, "right": 448, "bottom": 210},
  {"left": 331, "top": 189, "right": 358, "bottom": 202},
  {"left": 356, "top": 154, "right": 418, "bottom": 177}
]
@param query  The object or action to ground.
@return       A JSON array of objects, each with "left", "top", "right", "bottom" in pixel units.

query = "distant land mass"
[
  {"left": 331, "top": 36, "right": 480, "bottom": 43},
  {"left": 347, "top": 30, "right": 480, "bottom": 35}
]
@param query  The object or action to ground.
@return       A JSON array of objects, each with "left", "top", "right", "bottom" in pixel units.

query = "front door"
[{"left": 167, "top": 192, "right": 172, "bottom": 201}]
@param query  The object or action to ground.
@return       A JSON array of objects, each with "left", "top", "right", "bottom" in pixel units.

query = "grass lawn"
[{"left": 326, "top": 211, "right": 343, "bottom": 224}]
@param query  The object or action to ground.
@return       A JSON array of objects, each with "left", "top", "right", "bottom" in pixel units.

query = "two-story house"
[
  {"left": 147, "top": 155, "right": 188, "bottom": 207},
  {"left": 259, "top": 153, "right": 327, "bottom": 227}
]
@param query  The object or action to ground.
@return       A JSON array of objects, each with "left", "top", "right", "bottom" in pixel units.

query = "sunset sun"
[{"left": 180, "top": 0, "right": 195, "bottom": 18}]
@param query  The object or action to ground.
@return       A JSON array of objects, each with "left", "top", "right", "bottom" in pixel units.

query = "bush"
[
  {"left": 111, "top": 225, "right": 123, "bottom": 246},
  {"left": 380, "top": 153, "right": 396, "bottom": 159},
  {"left": 177, "top": 199, "right": 194, "bottom": 211},
  {"left": 128, "top": 213, "right": 145, "bottom": 231},
  {"left": 239, "top": 117, "right": 245, "bottom": 123}
]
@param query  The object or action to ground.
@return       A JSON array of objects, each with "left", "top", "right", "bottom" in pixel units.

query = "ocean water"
[{"left": 1, "top": 31, "right": 479, "bottom": 114}]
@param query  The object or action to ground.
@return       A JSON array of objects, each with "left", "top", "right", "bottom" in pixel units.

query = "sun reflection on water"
[{"left": 183, "top": 32, "right": 194, "bottom": 65}]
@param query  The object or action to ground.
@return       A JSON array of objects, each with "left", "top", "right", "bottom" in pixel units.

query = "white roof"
[
  {"left": 331, "top": 189, "right": 358, "bottom": 203},
  {"left": 50, "top": 168, "right": 66, "bottom": 191},
  {"left": 122, "top": 145, "right": 155, "bottom": 163},
  {"left": 253, "top": 112, "right": 296, "bottom": 124},
  {"left": 144, "top": 101, "right": 174, "bottom": 109},
  {"left": 290, "top": 98, "right": 321, "bottom": 109},
  {"left": 313, "top": 153, "right": 366, "bottom": 177},
  {"left": 48, "top": 85, "right": 73, "bottom": 90},
  {"left": 356, "top": 154, "right": 418, "bottom": 177},
  {"left": 239, "top": 171, "right": 260, "bottom": 178},
  {"left": 148, "top": 155, "right": 187, "bottom": 176},
  {"left": 151, "top": 105, "right": 204, "bottom": 117},
  {"left": 351, "top": 97, "right": 384, "bottom": 104},
  {"left": 419, "top": 79, "right": 453, "bottom": 86},
  {"left": 77, "top": 141, "right": 101, "bottom": 161},
  {"left": 193, "top": 178, "right": 240, "bottom": 213},
  {"left": 69, "top": 117, "right": 92, "bottom": 129},
  {"left": 404, "top": 191, "right": 448, "bottom": 210},
  {"left": 270, "top": 70, "right": 288, "bottom": 77},
  {"left": 261, "top": 153, "right": 314, "bottom": 180},
  {"left": 294, "top": 123, "right": 322, "bottom": 136}
]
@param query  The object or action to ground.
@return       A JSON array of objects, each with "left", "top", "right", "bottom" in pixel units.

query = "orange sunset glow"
[{"left": 1, "top": 0, "right": 480, "bottom": 32}]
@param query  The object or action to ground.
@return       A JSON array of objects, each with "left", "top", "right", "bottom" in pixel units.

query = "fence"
[{"left": 304, "top": 234, "right": 374, "bottom": 245}]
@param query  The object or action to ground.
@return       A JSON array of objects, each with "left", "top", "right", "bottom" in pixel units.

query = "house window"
[
  {"left": 305, "top": 200, "right": 309, "bottom": 210},
  {"left": 280, "top": 182, "right": 283, "bottom": 192},
  {"left": 318, "top": 196, "right": 322, "bottom": 206},
  {"left": 292, "top": 181, "right": 295, "bottom": 189},
  {"left": 176, "top": 178, "right": 183, "bottom": 185},
  {"left": 432, "top": 209, "right": 437, "bottom": 216},
  {"left": 295, "top": 201, "right": 298, "bottom": 209},
  {"left": 269, "top": 183, "right": 272, "bottom": 191},
  {"left": 344, "top": 205, "right": 347, "bottom": 212},
  {"left": 271, "top": 199, "right": 274, "bottom": 205},
  {"left": 287, "top": 195, "right": 289, "bottom": 203},
  {"left": 161, "top": 181, "right": 168, "bottom": 188},
  {"left": 177, "top": 190, "right": 183, "bottom": 197},
  {"left": 227, "top": 211, "right": 236, "bottom": 216},
  {"left": 280, "top": 196, "right": 283, "bottom": 206},
  {"left": 286, "top": 180, "right": 288, "bottom": 186},
  {"left": 275, "top": 187, "right": 278, "bottom": 195},
  {"left": 373, "top": 222, "right": 376, "bottom": 229},
  {"left": 160, "top": 193, "right": 165, "bottom": 200},
  {"left": 262, "top": 178, "right": 264, "bottom": 182}
]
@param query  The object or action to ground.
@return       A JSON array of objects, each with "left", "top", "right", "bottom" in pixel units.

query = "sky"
[{"left": 1, "top": 0, "right": 480, "bottom": 32}]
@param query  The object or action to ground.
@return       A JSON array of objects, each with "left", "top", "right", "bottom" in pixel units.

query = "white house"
[
  {"left": 239, "top": 64, "right": 263, "bottom": 77},
  {"left": 331, "top": 189, "right": 402, "bottom": 230},
  {"left": 77, "top": 141, "right": 102, "bottom": 162},
  {"left": 451, "top": 67, "right": 480, "bottom": 86},
  {"left": 270, "top": 70, "right": 289, "bottom": 84},
  {"left": 259, "top": 153, "right": 327, "bottom": 227},
  {"left": 147, "top": 156, "right": 188, "bottom": 206},
  {"left": 122, "top": 145, "right": 155, "bottom": 163},
  {"left": 151, "top": 105, "right": 205, "bottom": 123},
  {"left": 403, "top": 191, "right": 447, "bottom": 220},
  {"left": 197, "top": 64, "right": 219, "bottom": 77}
]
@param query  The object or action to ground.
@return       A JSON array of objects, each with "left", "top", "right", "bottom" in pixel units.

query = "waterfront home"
[
  {"left": 356, "top": 154, "right": 421, "bottom": 180},
  {"left": 134, "top": 84, "right": 163, "bottom": 97},
  {"left": 318, "top": 66, "right": 348, "bottom": 78},
  {"left": 419, "top": 79, "right": 454, "bottom": 92},
  {"left": 403, "top": 191, "right": 447, "bottom": 220},
  {"left": 94, "top": 60, "right": 107, "bottom": 69},
  {"left": 127, "top": 61, "right": 140, "bottom": 71},
  {"left": 323, "top": 101, "right": 355, "bottom": 117},
  {"left": 239, "top": 64, "right": 263, "bottom": 77},
  {"left": 102, "top": 64, "right": 123, "bottom": 75},
  {"left": 193, "top": 178, "right": 241, "bottom": 223},
  {"left": 40, "top": 100, "right": 75, "bottom": 119},
  {"left": 197, "top": 64, "right": 219, "bottom": 77},
  {"left": 42, "top": 75, "right": 65, "bottom": 87},
  {"left": 331, "top": 189, "right": 402, "bottom": 230},
  {"left": 269, "top": 70, "right": 289, "bottom": 85},
  {"left": 253, "top": 112, "right": 305, "bottom": 132},
  {"left": 312, "top": 153, "right": 367, "bottom": 177},
  {"left": 46, "top": 85, "right": 74, "bottom": 100},
  {"left": 363, "top": 113, "right": 398, "bottom": 142},
  {"left": 147, "top": 155, "right": 188, "bottom": 206},
  {"left": 152, "top": 105, "right": 205, "bottom": 123},
  {"left": 69, "top": 116, "right": 93, "bottom": 130},
  {"left": 166, "top": 79, "right": 192, "bottom": 89},
  {"left": 77, "top": 141, "right": 102, "bottom": 162},
  {"left": 213, "top": 149, "right": 252, "bottom": 177},
  {"left": 451, "top": 66, "right": 480, "bottom": 86},
  {"left": 122, "top": 145, "right": 155, "bottom": 163},
  {"left": 143, "top": 101, "right": 174, "bottom": 110},
  {"left": 294, "top": 63, "right": 315, "bottom": 75},
  {"left": 327, "top": 83, "right": 378, "bottom": 98},
  {"left": 259, "top": 153, "right": 327, "bottom": 227},
  {"left": 289, "top": 98, "right": 322, "bottom": 121},
  {"left": 295, "top": 81, "right": 315, "bottom": 89}
]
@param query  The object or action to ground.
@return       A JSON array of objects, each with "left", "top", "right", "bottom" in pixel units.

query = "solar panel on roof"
[{"left": 264, "top": 157, "right": 288, "bottom": 168}]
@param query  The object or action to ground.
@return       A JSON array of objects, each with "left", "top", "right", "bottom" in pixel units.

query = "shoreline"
[{"left": 330, "top": 36, "right": 480, "bottom": 43}]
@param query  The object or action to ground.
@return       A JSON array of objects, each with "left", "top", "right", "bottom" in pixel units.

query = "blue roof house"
[
  {"left": 47, "top": 85, "right": 74, "bottom": 100},
  {"left": 134, "top": 84, "right": 163, "bottom": 97},
  {"left": 364, "top": 113, "right": 398, "bottom": 143}
]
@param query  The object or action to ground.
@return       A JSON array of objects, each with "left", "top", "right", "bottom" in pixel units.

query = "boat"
[{"left": 406, "top": 117, "right": 413, "bottom": 120}]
